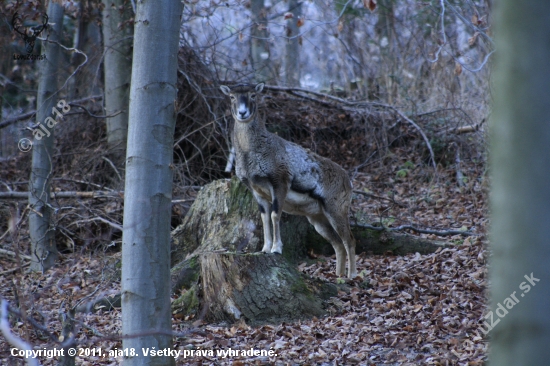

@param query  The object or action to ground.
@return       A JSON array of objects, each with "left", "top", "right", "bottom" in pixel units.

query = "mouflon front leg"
[
  {"left": 253, "top": 191, "right": 273, "bottom": 253},
  {"left": 269, "top": 181, "right": 290, "bottom": 254}
]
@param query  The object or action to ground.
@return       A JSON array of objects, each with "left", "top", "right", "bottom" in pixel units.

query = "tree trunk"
[
  {"left": 121, "top": 0, "right": 182, "bottom": 365},
  {"left": 29, "top": 2, "right": 64, "bottom": 272},
  {"left": 170, "top": 177, "right": 446, "bottom": 323},
  {"left": 250, "top": 0, "right": 273, "bottom": 82},
  {"left": 102, "top": 0, "right": 133, "bottom": 171},
  {"left": 284, "top": 0, "right": 301, "bottom": 87},
  {"left": 69, "top": 2, "right": 102, "bottom": 100},
  {"left": 489, "top": 1, "right": 550, "bottom": 364}
]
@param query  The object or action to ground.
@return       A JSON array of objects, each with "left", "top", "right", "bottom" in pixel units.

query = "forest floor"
[
  {"left": 0, "top": 88, "right": 488, "bottom": 366},
  {"left": 0, "top": 130, "right": 489, "bottom": 365}
]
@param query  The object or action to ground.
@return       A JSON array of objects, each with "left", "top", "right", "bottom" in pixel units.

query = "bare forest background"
[
  {"left": 0, "top": 0, "right": 492, "bottom": 185},
  {"left": 0, "top": 0, "right": 498, "bottom": 364}
]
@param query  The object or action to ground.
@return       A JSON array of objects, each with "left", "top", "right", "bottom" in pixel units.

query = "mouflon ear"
[
  {"left": 220, "top": 85, "right": 231, "bottom": 96},
  {"left": 255, "top": 83, "right": 265, "bottom": 93}
]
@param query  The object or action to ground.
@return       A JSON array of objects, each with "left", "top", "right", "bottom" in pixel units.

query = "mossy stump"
[
  {"left": 172, "top": 252, "right": 336, "bottom": 324},
  {"left": 170, "top": 177, "right": 337, "bottom": 323},
  {"left": 170, "top": 176, "right": 446, "bottom": 323}
]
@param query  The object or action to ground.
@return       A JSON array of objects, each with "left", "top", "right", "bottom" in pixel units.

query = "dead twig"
[
  {"left": 101, "top": 157, "right": 123, "bottom": 181},
  {"left": 353, "top": 190, "right": 406, "bottom": 208},
  {"left": 68, "top": 217, "right": 123, "bottom": 232}
]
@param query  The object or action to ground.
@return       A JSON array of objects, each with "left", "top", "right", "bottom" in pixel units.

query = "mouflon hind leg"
[{"left": 306, "top": 215, "right": 347, "bottom": 277}]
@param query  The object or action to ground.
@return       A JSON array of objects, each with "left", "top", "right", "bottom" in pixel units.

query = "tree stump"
[
  {"left": 170, "top": 177, "right": 446, "bottom": 323},
  {"left": 170, "top": 177, "right": 335, "bottom": 323}
]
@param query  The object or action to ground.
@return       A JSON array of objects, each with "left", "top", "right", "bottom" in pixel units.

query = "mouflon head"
[{"left": 220, "top": 83, "right": 265, "bottom": 123}]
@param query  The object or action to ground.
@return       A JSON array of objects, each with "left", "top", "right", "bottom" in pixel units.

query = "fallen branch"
[
  {"left": 0, "top": 262, "right": 30, "bottom": 276},
  {"left": 0, "top": 191, "right": 123, "bottom": 200},
  {"left": 0, "top": 190, "right": 201, "bottom": 202},
  {"left": 443, "top": 120, "right": 485, "bottom": 135},
  {"left": 0, "top": 248, "right": 32, "bottom": 261},
  {"left": 0, "top": 95, "right": 103, "bottom": 130},
  {"left": 354, "top": 223, "right": 478, "bottom": 237}
]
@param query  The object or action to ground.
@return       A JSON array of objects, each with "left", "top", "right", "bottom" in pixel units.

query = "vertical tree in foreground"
[
  {"left": 29, "top": 1, "right": 64, "bottom": 272},
  {"left": 489, "top": 1, "right": 550, "bottom": 364},
  {"left": 121, "top": 0, "right": 182, "bottom": 364}
]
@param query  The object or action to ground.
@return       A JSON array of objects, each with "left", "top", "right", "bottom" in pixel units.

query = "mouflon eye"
[{"left": 250, "top": 93, "right": 256, "bottom": 100}]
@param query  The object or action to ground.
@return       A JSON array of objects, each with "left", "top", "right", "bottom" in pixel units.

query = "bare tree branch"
[
  {"left": 1, "top": 300, "right": 40, "bottom": 366},
  {"left": 0, "top": 95, "right": 103, "bottom": 130}
]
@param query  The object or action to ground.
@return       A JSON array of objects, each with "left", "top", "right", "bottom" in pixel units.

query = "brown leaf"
[
  {"left": 363, "top": 0, "right": 377, "bottom": 12},
  {"left": 468, "top": 32, "right": 479, "bottom": 46},
  {"left": 337, "top": 20, "right": 344, "bottom": 33},
  {"left": 297, "top": 17, "right": 305, "bottom": 27},
  {"left": 454, "top": 62, "right": 463, "bottom": 76},
  {"left": 284, "top": 12, "right": 293, "bottom": 20}
]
